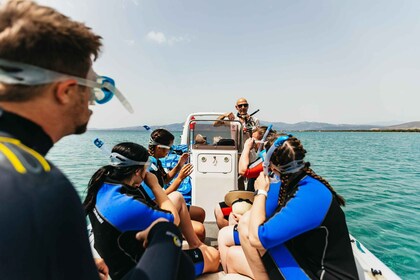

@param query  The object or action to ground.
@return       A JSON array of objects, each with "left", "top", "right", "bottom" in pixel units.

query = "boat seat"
[{"left": 216, "top": 138, "right": 235, "bottom": 146}]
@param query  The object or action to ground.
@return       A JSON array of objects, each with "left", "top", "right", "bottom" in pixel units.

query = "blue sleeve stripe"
[
  {"left": 265, "top": 181, "right": 281, "bottom": 217},
  {"left": 267, "top": 244, "right": 310, "bottom": 279},
  {"left": 96, "top": 183, "right": 174, "bottom": 232},
  {"left": 259, "top": 176, "right": 332, "bottom": 249}
]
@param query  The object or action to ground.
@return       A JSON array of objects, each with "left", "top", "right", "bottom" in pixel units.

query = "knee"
[
  {"left": 214, "top": 204, "right": 229, "bottom": 229},
  {"left": 200, "top": 245, "right": 220, "bottom": 273},
  {"left": 193, "top": 207, "right": 206, "bottom": 223},
  {"left": 169, "top": 191, "right": 185, "bottom": 206},
  {"left": 217, "top": 225, "right": 233, "bottom": 247},
  {"left": 192, "top": 221, "right": 206, "bottom": 242}
]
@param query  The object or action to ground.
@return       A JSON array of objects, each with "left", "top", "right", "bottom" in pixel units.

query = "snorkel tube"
[
  {"left": 263, "top": 134, "right": 291, "bottom": 175},
  {"left": 93, "top": 138, "right": 112, "bottom": 156},
  {"left": 257, "top": 124, "right": 273, "bottom": 154}
]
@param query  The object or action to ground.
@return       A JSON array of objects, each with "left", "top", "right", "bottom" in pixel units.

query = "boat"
[
  {"left": 89, "top": 112, "right": 400, "bottom": 279},
  {"left": 176, "top": 112, "right": 401, "bottom": 280}
]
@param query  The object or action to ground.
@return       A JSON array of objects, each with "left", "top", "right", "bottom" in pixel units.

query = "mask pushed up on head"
[{"left": 0, "top": 58, "right": 133, "bottom": 113}]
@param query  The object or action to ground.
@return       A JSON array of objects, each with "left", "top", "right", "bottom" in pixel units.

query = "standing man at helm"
[
  {"left": 214, "top": 97, "right": 260, "bottom": 139},
  {"left": 0, "top": 1, "right": 194, "bottom": 280}
]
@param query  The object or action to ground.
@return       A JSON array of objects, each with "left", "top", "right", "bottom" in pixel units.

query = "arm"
[
  {"left": 213, "top": 112, "right": 234, "bottom": 126},
  {"left": 144, "top": 172, "right": 180, "bottom": 225},
  {"left": 256, "top": 178, "right": 333, "bottom": 250},
  {"left": 239, "top": 138, "right": 254, "bottom": 175},
  {"left": 164, "top": 163, "right": 193, "bottom": 194},
  {"left": 248, "top": 172, "right": 270, "bottom": 249},
  {"left": 243, "top": 162, "right": 263, "bottom": 178}
]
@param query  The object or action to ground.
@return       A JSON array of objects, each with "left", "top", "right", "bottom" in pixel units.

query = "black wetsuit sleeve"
[{"left": 122, "top": 222, "right": 195, "bottom": 280}]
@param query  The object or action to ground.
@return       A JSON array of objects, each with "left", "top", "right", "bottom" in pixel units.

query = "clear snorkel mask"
[
  {"left": 109, "top": 152, "right": 150, "bottom": 168},
  {"left": 148, "top": 139, "right": 173, "bottom": 150},
  {"left": 0, "top": 58, "right": 133, "bottom": 113},
  {"left": 263, "top": 134, "right": 306, "bottom": 176},
  {"left": 263, "top": 134, "right": 291, "bottom": 175}
]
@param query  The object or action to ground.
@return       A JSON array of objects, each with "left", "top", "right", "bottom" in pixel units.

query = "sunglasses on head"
[{"left": 237, "top": 103, "right": 249, "bottom": 108}]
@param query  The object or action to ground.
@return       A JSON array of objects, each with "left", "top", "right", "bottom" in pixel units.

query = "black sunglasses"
[{"left": 237, "top": 103, "right": 249, "bottom": 108}]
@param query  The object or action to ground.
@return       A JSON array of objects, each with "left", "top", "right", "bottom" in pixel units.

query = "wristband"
[{"left": 254, "top": 189, "right": 268, "bottom": 197}]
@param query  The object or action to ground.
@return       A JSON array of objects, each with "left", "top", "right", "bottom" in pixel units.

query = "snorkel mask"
[
  {"left": 263, "top": 134, "right": 306, "bottom": 175},
  {"left": 257, "top": 124, "right": 273, "bottom": 154},
  {"left": 263, "top": 134, "right": 291, "bottom": 175},
  {"left": 0, "top": 58, "right": 133, "bottom": 113},
  {"left": 148, "top": 139, "right": 173, "bottom": 150},
  {"left": 109, "top": 152, "right": 150, "bottom": 167}
]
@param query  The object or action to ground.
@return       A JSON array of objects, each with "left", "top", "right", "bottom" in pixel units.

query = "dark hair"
[
  {"left": 148, "top": 128, "right": 174, "bottom": 156},
  {"left": 266, "top": 135, "right": 346, "bottom": 207},
  {"left": 0, "top": 0, "right": 102, "bottom": 101},
  {"left": 83, "top": 142, "right": 149, "bottom": 214}
]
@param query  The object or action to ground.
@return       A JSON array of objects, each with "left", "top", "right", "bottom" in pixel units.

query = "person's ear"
[{"left": 54, "top": 80, "right": 78, "bottom": 104}]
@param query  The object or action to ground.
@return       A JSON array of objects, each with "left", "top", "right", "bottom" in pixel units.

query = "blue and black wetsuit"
[
  {"left": 0, "top": 109, "right": 99, "bottom": 280},
  {"left": 89, "top": 182, "right": 199, "bottom": 280},
  {"left": 259, "top": 175, "right": 359, "bottom": 279}
]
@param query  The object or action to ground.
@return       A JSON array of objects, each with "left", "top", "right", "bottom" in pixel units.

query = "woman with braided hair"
[{"left": 237, "top": 134, "right": 359, "bottom": 280}]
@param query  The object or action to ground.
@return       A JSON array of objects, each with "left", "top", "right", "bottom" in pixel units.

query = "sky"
[{"left": 36, "top": 0, "right": 420, "bottom": 128}]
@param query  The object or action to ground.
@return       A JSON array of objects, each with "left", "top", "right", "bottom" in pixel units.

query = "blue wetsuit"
[
  {"left": 89, "top": 182, "right": 175, "bottom": 279},
  {"left": 259, "top": 175, "right": 358, "bottom": 279},
  {"left": 90, "top": 182, "right": 202, "bottom": 279},
  {"left": 0, "top": 109, "right": 99, "bottom": 280}
]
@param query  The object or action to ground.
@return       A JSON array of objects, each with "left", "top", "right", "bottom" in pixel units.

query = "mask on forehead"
[{"left": 0, "top": 58, "right": 133, "bottom": 113}]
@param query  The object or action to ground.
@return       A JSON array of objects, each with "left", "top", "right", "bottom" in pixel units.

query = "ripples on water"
[{"left": 48, "top": 131, "right": 420, "bottom": 278}]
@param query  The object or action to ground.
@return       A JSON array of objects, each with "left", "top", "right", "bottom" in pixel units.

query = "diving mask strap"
[
  {"left": 263, "top": 134, "right": 291, "bottom": 175},
  {"left": 109, "top": 152, "right": 149, "bottom": 167}
]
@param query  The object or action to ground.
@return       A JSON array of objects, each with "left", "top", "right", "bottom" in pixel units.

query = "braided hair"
[
  {"left": 265, "top": 135, "right": 346, "bottom": 207},
  {"left": 83, "top": 142, "right": 149, "bottom": 214}
]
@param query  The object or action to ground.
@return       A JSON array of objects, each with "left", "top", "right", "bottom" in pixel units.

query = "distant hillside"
[
  {"left": 259, "top": 121, "right": 378, "bottom": 131},
  {"left": 382, "top": 121, "right": 420, "bottom": 130},
  {"left": 91, "top": 121, "right": 420, "bottom": 132}
]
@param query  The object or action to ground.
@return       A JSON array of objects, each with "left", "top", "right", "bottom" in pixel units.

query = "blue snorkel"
[
  {"left": 93, "top": 138, "right": 112, "bottom": 155},
  {"left": 257, "top": 124, "right": 273, "bottom": 154},
  {"left": 263, "top": 134, "right": 291, "bottom": 175}
]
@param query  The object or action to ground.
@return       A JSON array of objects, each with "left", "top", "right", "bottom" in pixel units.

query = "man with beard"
[{"left": 0, "top": 1, "right": 193, "bottom": 280}]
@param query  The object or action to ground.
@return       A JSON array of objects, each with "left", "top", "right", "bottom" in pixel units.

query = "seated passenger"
[
  {"left": 83, "top": 142, "right": 219, "bottom": 280},
  {"left": 239, "top": 126, "right": 275, "bottom": 191},
  {"left": 238, "top": 135, "right": 358, "bottom": 279},
  {"left": 214, "top": 190, "right": 254, "bottom": 230},
  {"left": 148, "top": 129, "right": 206, "bottom": 241},
  {"left": 195, "top": 134, "right": 207, "bottom": 145}
]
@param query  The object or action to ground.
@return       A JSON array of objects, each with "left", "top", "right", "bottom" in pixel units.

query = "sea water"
[{"left": 47, "top": 130, "right": 420, "bottom": 279}]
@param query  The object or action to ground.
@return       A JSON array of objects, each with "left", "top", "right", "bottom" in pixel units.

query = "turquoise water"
[{"left": 47, "top": 131, "right": 420, "bottom": 279}]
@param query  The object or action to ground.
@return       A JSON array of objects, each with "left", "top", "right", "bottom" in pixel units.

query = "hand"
[
  {"left": 255, "top": 172, "right": 270, "bottom": 192},
  {"left": 226, "top": 112, "right": 235, "bottom": 120},
  {"left": 94, "top": 258, "right": 109, "bottom": 280},
  {"left": 178, "top": 163, "right": 193, "bottom": 180},
  {"left": 243, "top": 138, "right": 255, "bottom": 150},
  {"left": 229, "top": 212, "right": 243, "bottom": 224},
  {"left": 178, "top": 153, "right": 189, "bottom": 167},
  {"left": 136, "top": 218, "right": 169, "bottom": 248}
]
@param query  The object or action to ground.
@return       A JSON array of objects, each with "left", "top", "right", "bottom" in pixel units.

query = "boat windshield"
[{"left": 187, "top": 118, "right": 243, "bottom": 151}]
